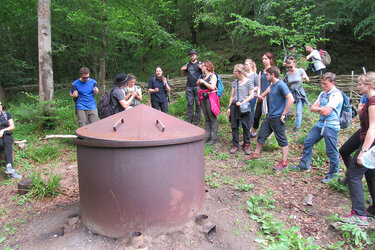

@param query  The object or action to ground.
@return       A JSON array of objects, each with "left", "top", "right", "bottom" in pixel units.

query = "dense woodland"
[{"left": 1, "top": 0, "right": 375, "bottom": 94}]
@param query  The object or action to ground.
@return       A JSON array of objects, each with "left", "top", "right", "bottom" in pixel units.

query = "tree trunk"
[
  {"left": 99, "top": 0, "right": 107, "bottom": 92},
  {"left": 38, "top": 0, "right": 54, "bottom": 104}
]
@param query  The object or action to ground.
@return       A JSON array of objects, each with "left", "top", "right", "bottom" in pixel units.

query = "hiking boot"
[
  {"left": 291, "top": 165, "right": 310, "bottom": 172},
  {"left": 230, "top": 146, "right": 238, "bottom": 154},
  {"left": 5, "top": 163, "right": 15, "bottom": 174},
  {"left": 244, "top": 152, "right": 260, "bottom": 161},
  {"left": 243, "top": 144, "right": 251, "bottom": 155},
  {"left": 340, "top": 211, "right": 369, "bottom": 226},
  {"left": 273, "top": 161, "right": 288, "bottom": 171},
  {"left": 292, "top": 126, "right": 300, "bottom": 135},
  {"left": 367, "top": 206, "right": 375, "bottom": 218},
  {"left": 204, "top": 137, "right": 211, "bottom": 144},
  {"left": 207, "top": 139, "right": 217, "bottom": 145}
]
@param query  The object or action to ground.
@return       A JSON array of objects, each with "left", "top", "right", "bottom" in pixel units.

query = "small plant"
[
  {"left": 29, "top": 171, "right": 62, "bottom": 200},
  {"left": 234, "top": 178, "right": 254, "bottom": 192},
  {"left": 339, "top": 223, "right": 373, "bottom": 247},
  {"left": 328, "top": 177, "right": 349, "bottom": 193}
]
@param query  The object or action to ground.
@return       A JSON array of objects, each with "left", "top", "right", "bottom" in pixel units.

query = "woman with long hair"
[
  {"left": 341, "top": 72, "right": 375, "bottom": 226},
  {"left": 197, "top": 60, "right": 219, "bottom": 145},
  {"left": 245, "top": 59, "right": 258, "bottom": 119},
  {"left": 250, "top": 52, "right": 273, "bottom": 138},
  {"left": 148, "top": 66, "right": 171, "bottom": 114},
  {"left": 284, "top": 58, "right": 310, "bottom": 135},
  {"left": 124, "top": 73, "right": 142, "bottom": 107},
  {"left": 227, "top": 64, "right": 255, "bottom": 154}
]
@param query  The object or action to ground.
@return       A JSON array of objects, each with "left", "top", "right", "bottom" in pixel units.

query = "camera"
[{"left": 202, "top": 92, "right": 209, "bottom": 99}]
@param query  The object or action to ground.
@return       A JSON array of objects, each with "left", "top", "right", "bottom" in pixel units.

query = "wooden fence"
[{"left": 4, "top": 74, "right": 361, "bottom": 103}]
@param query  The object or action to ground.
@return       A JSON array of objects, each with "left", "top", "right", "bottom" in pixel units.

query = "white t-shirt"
[{"left": 308, "top": 50, "right": 326, "bottom": 71}]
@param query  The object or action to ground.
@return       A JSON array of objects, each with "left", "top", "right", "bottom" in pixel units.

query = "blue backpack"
[
  {"left": 339, "top": 90, "right": 357, "bottom": 129},
  {"left": 215, "top": 73, "right": 224, "bottom": 98}
]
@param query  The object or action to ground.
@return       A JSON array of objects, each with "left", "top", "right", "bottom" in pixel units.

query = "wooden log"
[{"left": 44, "top": 135, "right": 77, "bottom": 139}]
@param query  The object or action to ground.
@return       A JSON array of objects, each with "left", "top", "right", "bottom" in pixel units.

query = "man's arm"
[{"left": 281, "top": 93, "right": 295, "bottom": 123}]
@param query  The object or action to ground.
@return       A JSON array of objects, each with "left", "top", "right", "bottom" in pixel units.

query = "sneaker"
[
  {"left": 367, "top": 206, "right": 375, "bottom": 218},
  {"left": 291, "top": 165, "right": 311, "bottom": 172},
  {"left": 321, "top": 177, "right": 334, "bottom": 184},
  {"left": 244, "top": 152, "right": 260, "bottom": 161},
  {"left": 5, "top": 163, "right": 15, "bottom": 174},
  {"left": 11, "top": 171, "right": 22, "bottom": 180},
  {"left": 243, "top": 144, "right": 251, "bottom": 155},
  {"left": 230, "top": 146, "right": 238, "bottom": 154},
  {"left": 340, "top": 211, "right": 369, "bottom": 226},
  {"left": 250, "top": 133, "right": 257, "bottom": 139},
  {"left": 273, "top": 161, "right": 288, "bottom": 171},
  {"left": 204, "top": 137, "right": 211, "bottom": 144},
  {"left": 292, "top": 126, "right": 300, "bottom": 135}
]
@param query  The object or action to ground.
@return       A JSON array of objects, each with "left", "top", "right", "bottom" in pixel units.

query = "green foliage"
[
  {"left": 328, "top": 177, "right": 349, "bottom": 193},
  {"left": 234, "top": 178, "right": 254, "bottom": 192},
  {"left": 228, "top": 0, "right": 335, "bottom": 63},
  {"left": 247, "top": 191, "right": 321, "bottom": 249},
  {"left": 338, "top": 223, "right": 374, "bottom": 247},
  {"left": 28, "top": 171, "right": 62, "bottom": 200},
  {"left": 28, "top": 144, "right": 61, "bottom": 163}
]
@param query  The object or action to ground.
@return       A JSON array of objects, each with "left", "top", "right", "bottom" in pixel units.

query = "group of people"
[{"left": 1, "top": 46, "right": 374, "bottom": 228}]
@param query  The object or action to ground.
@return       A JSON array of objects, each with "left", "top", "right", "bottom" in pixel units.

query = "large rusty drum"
[{"left": 74, "top": 104, "right": 206, "bottom": 238}]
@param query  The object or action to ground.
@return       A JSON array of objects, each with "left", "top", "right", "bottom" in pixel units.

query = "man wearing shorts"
[
  {"left": 70, "top": 67, "right": 99, "bottom": 127},
  {"left": 245, "top": 66, "right": 294, "bottom": 170}
]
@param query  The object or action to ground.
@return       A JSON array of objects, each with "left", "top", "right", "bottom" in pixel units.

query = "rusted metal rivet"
[{"left": 196, "top": 214, "right": 209, "bottom": 225}]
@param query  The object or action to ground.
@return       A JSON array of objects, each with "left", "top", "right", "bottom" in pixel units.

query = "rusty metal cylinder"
[{"left": 74, "top": 105, "right": 206, "bottom": 238}]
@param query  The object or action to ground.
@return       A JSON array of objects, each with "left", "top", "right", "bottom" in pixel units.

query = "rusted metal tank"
[{"left": 74, "top": 104, "right": 206, "bottom": 238}]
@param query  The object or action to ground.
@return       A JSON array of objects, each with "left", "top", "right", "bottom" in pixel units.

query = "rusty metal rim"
[{"left": 74, "top": 133, "right": 206, "bottom": 148}]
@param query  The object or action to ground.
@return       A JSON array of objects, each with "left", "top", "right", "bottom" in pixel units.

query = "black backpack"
[{"left": 97, "top": 89, "right": 115, "bottom": 119}]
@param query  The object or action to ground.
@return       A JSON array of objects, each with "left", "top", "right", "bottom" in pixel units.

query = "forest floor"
[{"left": 0, "top": 112, "right": 374, "bottom": 249}]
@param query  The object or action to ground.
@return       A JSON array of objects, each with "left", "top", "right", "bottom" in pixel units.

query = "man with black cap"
[
  {"left": 181, "top": 49, "right": 202, "bottom": 125},
  {"left": 110, "top": 72, "right": 137, "bottom": 114}
]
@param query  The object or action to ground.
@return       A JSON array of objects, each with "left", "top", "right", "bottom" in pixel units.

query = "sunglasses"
[
  {"left": 287, "top": 66, "right": 293, "bottom": 69},
  {"left": 82, "top": 77, "right": 89, "bottom": 80}
]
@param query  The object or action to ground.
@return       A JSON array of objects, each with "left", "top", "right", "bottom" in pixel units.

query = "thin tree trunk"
[{"left": 38, "top": 0, "right": 54, "bottom": 104}]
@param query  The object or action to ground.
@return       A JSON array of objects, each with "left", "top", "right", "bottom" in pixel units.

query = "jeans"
[
  {"left": 200, "top": 98, "right": 218, "bottom": 140},
  {"left": 151, "top": 101, "right": 169, "bottom": 114},
  {"left": 0, "top": 134, "right": 14, "bottom": 165},
  {"left": 250, "top": 96, "right": 257, "bottom": 120},
  {"left": 346, "top": 144, "right": 375, "bottom": 216},
  {"left": 186, "top": 86, "right": 201, "bottom": 123},
  {"left": 76, "top": 109, "right": 99, "bottom": 127},
  {"left": 299, "top": 126, "right": 340, "bottom": 177},
  {"left": 295, "top": 98, "right": 303, "bottom": 128},
  {"left": 339, "top": 130, "right": 361, "bottom": 169}
]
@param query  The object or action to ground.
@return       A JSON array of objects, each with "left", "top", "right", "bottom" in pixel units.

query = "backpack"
[
  {"left": 320, "top": 49, "right": 331, "bottom": 66},
  {"left": 97, "top": 89, "right": 115, "bottom": 119},
  {"left": 337, "top": 90, "right": 357, "bottom": 129},
  {"left": 215, "top": 73, "right": 224, "bottom": 98}
]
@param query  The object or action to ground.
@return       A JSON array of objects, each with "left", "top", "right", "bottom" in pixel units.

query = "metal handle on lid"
[
  {"left": 156, "top": 119, "right": 165, "bottom": 132},
  {"left": 113, "top": 118, "right": 124, "bottom": 131}
]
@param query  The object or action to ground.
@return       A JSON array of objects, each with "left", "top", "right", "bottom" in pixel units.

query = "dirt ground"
[{"left": 0, "top": 124, "right": 374, "bottom": 249}]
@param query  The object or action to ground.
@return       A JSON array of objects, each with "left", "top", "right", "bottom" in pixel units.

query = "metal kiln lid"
[{"left": 75, "top": 104, "right": 206, "bottom": 147}]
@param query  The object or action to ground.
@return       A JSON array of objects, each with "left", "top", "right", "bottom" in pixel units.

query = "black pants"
[
  {"left": 151, "top": 101, "right": 169, "bottom": 114},
  {"left": 339, "top": 129, "right": 361, "bottom": 169},
  {"left": 232, "top": 119, "right": 251, "bottom": 148},
  {"left": 0, "top": 134, "right": 14, "bottom": 165},
  {"left": 346, "top": 143, "right": 375, "bottom": 216},
  {"left": 186, "top": 86, "right": 201, "bottom": 123},
  {"left": 253, "top": 101, "right": 263, "bottom": 130}
]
